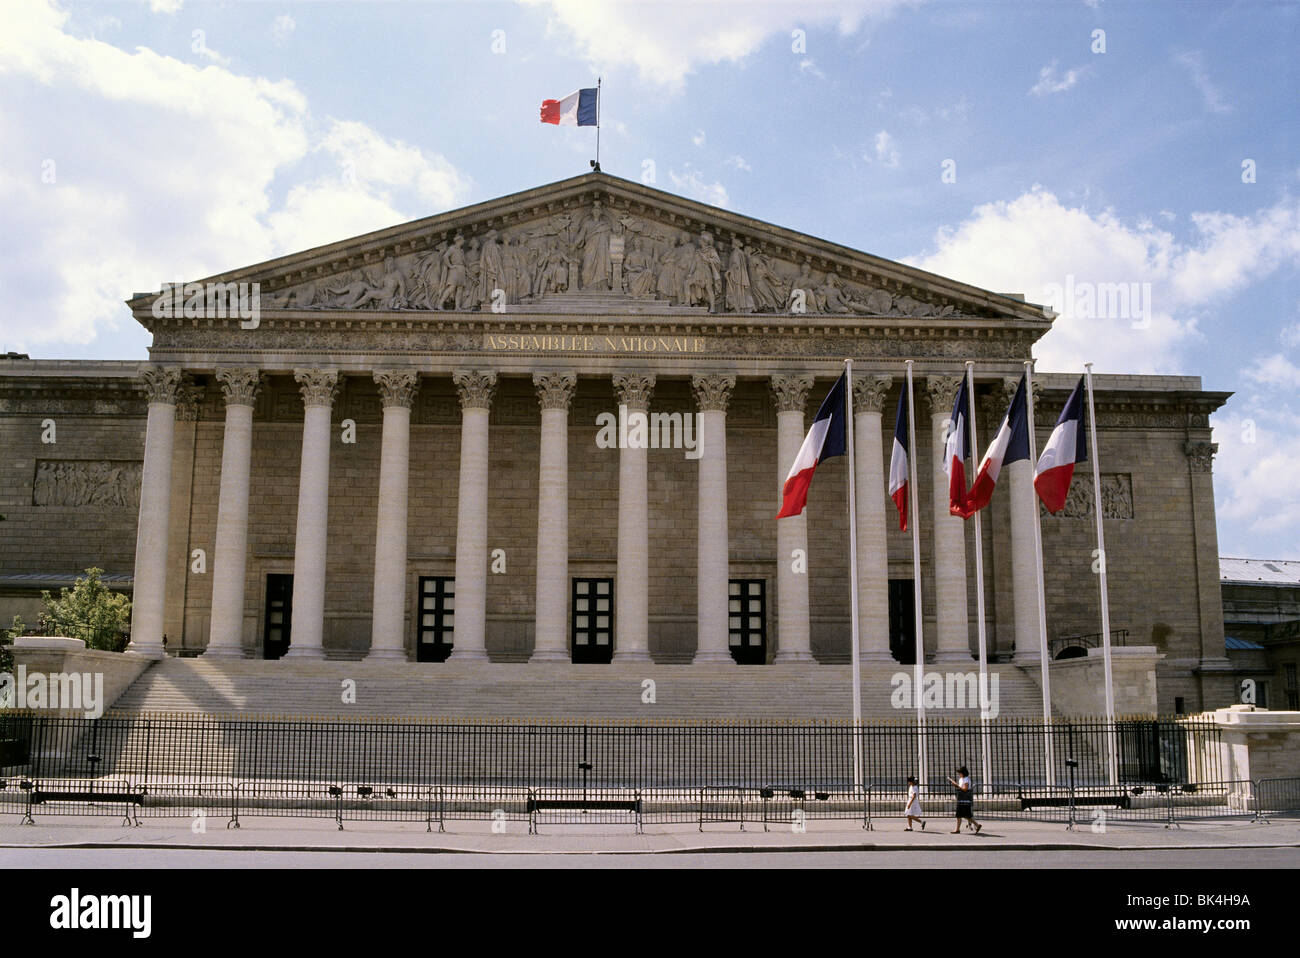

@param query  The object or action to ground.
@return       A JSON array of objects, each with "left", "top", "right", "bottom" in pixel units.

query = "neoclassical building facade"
[{"left": 0, "top": 172, "right": 1233, "bottom": 712}]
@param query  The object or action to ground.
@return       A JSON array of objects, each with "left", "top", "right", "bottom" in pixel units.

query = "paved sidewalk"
[{"left": 2, "top": 814, "right": 1297, "bottom": 856}]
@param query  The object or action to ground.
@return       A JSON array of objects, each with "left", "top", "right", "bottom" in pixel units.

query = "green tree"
[
  {"left": 0, "top": 614, "right": 19, "bottom": 674},
  {"left": 40, "top": 568, "right": 132, "bottom": 652}
]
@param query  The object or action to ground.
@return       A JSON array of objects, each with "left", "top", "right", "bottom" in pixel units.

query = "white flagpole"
[
  {"left": 905, "top": 361, "right": 927, "bottom": 785},
  {"left": 1084, "top": 363, "right": 1118, "bottom": 786},
  {"left": 965, "top": 362, "right": 992, "bottom": 785},
  {"left": 845, "top": 360, "right": 864, "bottom": 790},
  {"left": 1024, "top": 360, "right": 1055, "bottom": 786},
  {"left": 595, "top": 76, "right": 602, "bottom": 170}
]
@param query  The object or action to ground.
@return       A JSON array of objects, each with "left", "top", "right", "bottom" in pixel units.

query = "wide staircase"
[{"left": 110, "top": 658, "right": 1052, "bottom": 720}]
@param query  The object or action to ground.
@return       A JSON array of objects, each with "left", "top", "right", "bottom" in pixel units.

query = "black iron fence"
[{"left": 0, "top": 710, "right": 1293, "bottom": 829}]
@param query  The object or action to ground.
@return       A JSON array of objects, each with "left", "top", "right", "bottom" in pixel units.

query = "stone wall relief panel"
[
  {"left": 32, "top": 460, "right": 143, "bottom": 509},
  {"left": 1044, "top": 474, "right": 1135, "bottom": 520}
]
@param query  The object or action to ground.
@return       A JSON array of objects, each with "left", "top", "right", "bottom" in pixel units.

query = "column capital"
[
  {"left": 138, "top": 365, "right": 185, "bottom": 405},
  {"left": 174, "top": 380, "right": 203, "bottom": 421},
  {"left": 533, "top": 371, "right": 578, "bottom": 410},
  {"left": 215, "top": 367, "right": 263, "bottom": 408},
  {"left": 769, "top": 374, "right": 814, "bottom": 413},
  {"left": 691, "top": 373, "right": 736, "bottom": 412},
  {"left": 452, "top": 369, "right": 498, "bottom": 410},
  {"left": 294, "top": 368, "right": 342, "bottom": 408},
  {"left": 853, "top": 374, "right": 893, "bottom": 413},
  {"left": 925, "top": 374, "right": 964, "bottom": 414},
  {"left": 1184, "top": 440, "right": 1217, "bottom": 473},
  {"left": 1002, "top": 375, "right": 1043, "bottom": 407},
  {"left": 373, "top": 369, "right": 421, "bottom": 409},
  {"left": 613, "top": 372, "right": 655, "bottom": 411}
]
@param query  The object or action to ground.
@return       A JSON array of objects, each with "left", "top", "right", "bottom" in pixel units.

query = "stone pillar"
[
  {"left": 1007, "top": 377, "right": 1045, "bottom": 663},
  {"left": 854, "top": 374, "right": 895, "bottom": 662},
  {"left": 1186, "top": 439, "right": 1232, "bottom": 707},
  {"left": 285, "top": 368, "right": 341, "bottom": 659},
  {"left": 366, "top": 370, "right": 420, "bottom": 661},
  {"left": 770, "top": 375, "right": 814, "bottom": 663},
  {"left": 692, "top": 374, "right": 736, "bottom": 665},
  {"left": 126, "top": 365, "right": 184, "bottom": 659},
  {"left": 204, "top": 368, "right": 262, "bottom": 658},
  {"left": 449, "top": 370, "right": 497, "bottom": 660},
  {"left": 926, "top": 375, "right": 971, "bottom": 663},
  {"left": 611, "top": 372, "right": 655, "bottom": 663},
  {"left": 531, "top": 371, "right": 577, "bottom": 662},
  {"left": 164, "top": 383, "right": 201, "bottom": 650}
]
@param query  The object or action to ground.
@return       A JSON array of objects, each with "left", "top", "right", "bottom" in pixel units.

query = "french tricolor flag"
[
  {"left": 1034, "top": 377, "right": 1087, "bottom": 514},
  {"left": 540, "top": 88, "right": 598, "bottom": 126},
  {"left": 776, "top": 373, "right": 847, "bottom": 519},
  {"left": 887, "top": 387, "right": 910, "bottom": 531},
  {"left": 965, "top": 373, "right": 1031, "bottom": 514},
  {"left": 945, "top": 372, "right": 973, "bottom": 518}
]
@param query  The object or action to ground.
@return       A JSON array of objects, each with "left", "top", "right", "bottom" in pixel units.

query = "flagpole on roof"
[
  {"left": 965, "top": 362, "right": 992, "bottom": 786},
  {"left": 844, "top": 359, "right": 863, "bottom": 791},
  {"left": 1023, "top": 359, "right": 1055, "bottom": 786},
  {"left": 905, "top": 360, "right": 927, "bottom": 785},
  {"left": 1084, "top": 363, "right": 1118, "bottom": 786},
  {"left": 595, "top": 77, "right": 601, "bottom": 172}
]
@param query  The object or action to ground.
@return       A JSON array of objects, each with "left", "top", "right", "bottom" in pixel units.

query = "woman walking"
[
  {"left": 947, "top": 766, "right": 982, "bottom": 834},
  {"left": 904, "top": 776, "right": 926, "bottom": 831}
]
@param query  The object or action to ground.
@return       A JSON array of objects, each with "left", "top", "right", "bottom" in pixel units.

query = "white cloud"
[
  {"left": 868, "top": 129, "right": 899, "bottom": 168},
  {"left": 1244, "top": 353, "right": 1300, "bottom": 389},
  {"left": 692, "top": 129, "right": 706, "bottom": 147},
  {"left": 521, "top": 0, "right": 908, "bottom": 92},
  {"left": 147, "top": 0, "right": 182, "bottom": 13},
  {"left": 725, "top": 154, "right": 751, "bottom": 172},
  {"left": 797, "top": 57, "right": 826, "bottom": 80},
  {"left": 907, "top": 188, "right": 1300, "bottom": 374},
  {"left": 271, "top": 14, "right": 296, "bottom": 44},
  {"left": 0, "top": 0, "right": 470, "bottom": 351},
  {"left": 1174, "top": 50, "right": 1231, "bottom": 114},
  {"left": 667, "top": 167, "right": 728, "bottom": 208},
  {"left": 1213, "top": 402, "right": 1300, "bottom": 557},
  {"left": 1030, "top": 60, "right": 1089, "bottom": 96}
]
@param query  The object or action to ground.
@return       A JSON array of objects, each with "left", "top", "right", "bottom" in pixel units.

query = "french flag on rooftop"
[
  {"left": 887, "top": 388, "right": 910, "bottom": 531},
  {"left": 965, "top": 373, "right": 1030, "bottom": 514},
  {"left": 946, "top": 372, "right": 973, "bottom": 519},
  {"left": 1034, "top": 377, "right": 1088, "bottom": 514},
  {"left": 540, "top": 88, "right": 599, "bottom": 126},
  {"left": 776, "top": 373, "right": 847, "bottom": 519}
]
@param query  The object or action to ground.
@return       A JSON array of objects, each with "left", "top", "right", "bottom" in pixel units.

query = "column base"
[
  {"left": 201, "top": 645, "right": 246, "bottom": 659},
  {"left": 283, "top": 646, "right": 325, "bottom": 660},
  {"left": 773, "top": 650, "right": 816, "bottom": 664},
  {"left": 1013, "top": 651, "right": 1043, "bottom": 664},
  {"left": 449, "top": 648, "right": 490, "bottom": 661},
  {"left": 364, "top": 648, "right": 409, "bottom": 662},
  {"left": 529, "top": 649, "right": 571, "bottom": 663},
  {"left": 612, "top": 650, "right": 652, "bottom": 663},
  {"left": 125, "top": 643, "right": 167, "bottom": 660},
  {"left": 691, "top": 651, "right": 737, "bottom": 665},
  {"left": 932, "top": 650, "right": 976, "bottom": 664},
  {"left": 858, "top": 650, "right": 898, "bottom": 665}
]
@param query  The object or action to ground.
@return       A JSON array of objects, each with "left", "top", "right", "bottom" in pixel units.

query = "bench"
[
  {"left": 527, "top": 797, "right": 643, "bottom": 834},
  {"left": 1020, "top": 794, "right": 1131, "bottom": 810},
  {"left": 28, "top": 786, "right": 145, "bottom": 826}
]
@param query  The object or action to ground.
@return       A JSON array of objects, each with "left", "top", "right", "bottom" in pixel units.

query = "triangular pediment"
[{"left": 128, "top": 172, "right": 1049, "bottom": 326}]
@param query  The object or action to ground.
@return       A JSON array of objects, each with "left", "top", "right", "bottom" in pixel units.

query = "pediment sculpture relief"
[{"left": 265, "top": 203, "right": 964, "bottom": 318}]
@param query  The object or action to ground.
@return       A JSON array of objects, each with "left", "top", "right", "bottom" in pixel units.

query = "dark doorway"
[
  {"left": 416, "top": 576, "right": 455, "bottom": 662},
  {"left": 263, "top": 573, "right": 293, "bottom": 660},
  {"left": 888, "top": 579, "right": 916, "bottom": 664},
  {"left": 728, "top": 579, "right": 767, "bottom": 665},
  {"left": 571, "top": 578, "right": 614, "bottom": 664}
]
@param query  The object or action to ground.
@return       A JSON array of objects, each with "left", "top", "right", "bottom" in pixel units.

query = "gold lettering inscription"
[{"left": 483, "top": 333, "right": 707, "bottom": 354}]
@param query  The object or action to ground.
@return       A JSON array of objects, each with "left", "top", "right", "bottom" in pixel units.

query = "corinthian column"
[
  {"left": 1007, "top": 377, "right": 1045, "bottom": 662},
  {"left": 854, "top": 374, "right": 895, "bottom": 662},
  {"left": 127, "top": 365, "right": 184, "bottom": 659},
  {"left": 771, "top": 375, "right": 814, "bottom": 663},
  {"left": 204, "top": 368, "right": 262, "bottom": 658},
  {"left": 285, "top": 368, "right": 341, "bottom": 659},
  {"left": 611, "top": 372, "right": 655, "bottom": 662},
  {"left": 926, "top": 375, "right": 971, "bottom": 663},
  {"left": 692, "top": 373, "right": 737, "bottom": 664},
  {"left": 366, "top": 370, "right": 420, "bottom": 661},
  {"left": 449, "top": 370, "right": 497, "bottom": 660},
  {"left": 531, "top": 371, "right": 577, "bottom": 662}
]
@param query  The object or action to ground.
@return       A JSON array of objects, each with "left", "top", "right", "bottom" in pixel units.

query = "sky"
[{"left": 0, "top": 0, "right": 1297, "bottom": 558}]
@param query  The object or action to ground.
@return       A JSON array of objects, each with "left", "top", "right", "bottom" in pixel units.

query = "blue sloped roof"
[{"left": 1225, "top": 635, "right": 1265, "bottom": 651}]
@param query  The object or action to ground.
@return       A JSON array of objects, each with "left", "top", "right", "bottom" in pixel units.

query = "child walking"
[{"left": 904, "top": 776, "right": 926, "bottom": 831}]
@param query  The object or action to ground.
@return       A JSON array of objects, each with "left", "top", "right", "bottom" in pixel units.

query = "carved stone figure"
[
  {"left": 687, "top": 231, "right": 723, "bottom": 311},
  {"left": 478, "top": 230, "right": 505, "bottom": 308},
  {"left": 33, "top": 460, "right": 142, "bottom": 509},
  {"left": 748, "top": 247, "right": 787, "bottom": 313},
  {"left": 624, "top": 236, "right": 657, "bottom": 298},
  {"left": 725, "top": 241, "right": 755, "bottom": 313},
  {"left": 573, "top": 201, "right": 613, "bottom": 291},
  {"left": 433, "top": 235, "right": 468, "bottom": 310}
]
